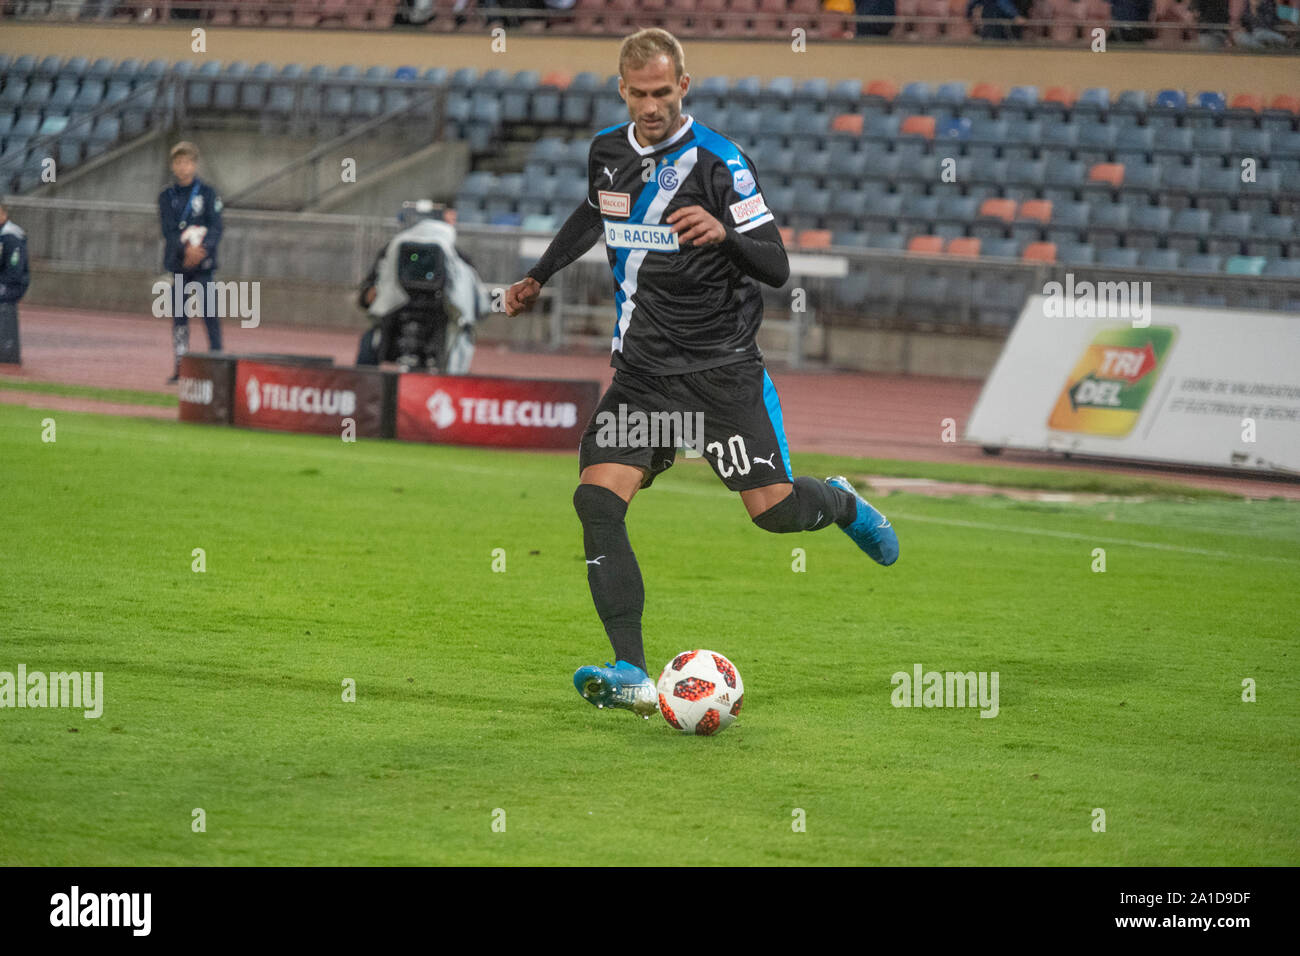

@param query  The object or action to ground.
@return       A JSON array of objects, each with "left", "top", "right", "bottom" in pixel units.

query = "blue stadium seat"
[
  {"left": 1085, "top": 203, "right": 1129, "bottom": 248},
  {"left": 765, "top": 76, "right": 795, "bottom": 106},
  {"left": 1126, "top": 204, "right": 1173, "bottom": 248},
  {"left": 1074, "top": 88, "right": 1111, "bottom": 116},
  {"left": 1154, "top": 89, "right": 1187, "bottom": 112},
  {"left": 1180, "top": 253, "right": 1223, "bottom": 273},
  {"left": 1056, "top": 242, "right": 1097, "bottom": 266},
  {"left": 112, "top": 58, "right": 141, "bottom": 82},
  {"left": 896, "top": 82, "right": 932, "bottom": 109},
  {"left": 979, "top": 237, "right": 1021, "bottom": 258},
  {"left": 860, "top": 193, "right": 903, "bottom": 232},
  {"left": 241, "top": 62, "right": 275, "bottom": 111},
  {"left": 1168, "top": 207, "right": 1212, "bottom": 254},
  {"left": 1098, "top": 247, "right": 1140, "bottom": 268},
  {"left": 1139, "top": 248, "right": 1181, "bottom": 271},
  {"left": 0, "top": 79, "right": 29, "bottom": 110},
  {"left": 35, "top": 55, "right": 62, "bottom": 79},
  {"left": 24, "top": 78, "right": 53, "bottom": 110},
  {"left": 793, "top": 77, "right": 829, "bottom": 111},
  {"left": 1262, "top": 259, "right": 1300, "bottom": 278},
  {"left": 823, "top": 78, "right": 860, "bottom": 114}
]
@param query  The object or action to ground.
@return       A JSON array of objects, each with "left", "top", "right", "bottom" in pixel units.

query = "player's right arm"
[{"left": 505, "top": 140, "right": 606, "bottom": 317}]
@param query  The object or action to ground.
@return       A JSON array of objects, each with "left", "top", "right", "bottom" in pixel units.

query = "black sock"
[
  {"left": 752, "top": 476, "right": 856, "bottom": 533},
  {"left": 573, "top": 484, "right": 646, "bottom": 673}
]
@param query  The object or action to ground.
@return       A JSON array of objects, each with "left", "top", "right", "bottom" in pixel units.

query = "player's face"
[
  {"left": 620, "top": 54, "right": 689, "bottom": 147},
  {"left": 171, "top": 155, "right": 196, "bottom": 185}
]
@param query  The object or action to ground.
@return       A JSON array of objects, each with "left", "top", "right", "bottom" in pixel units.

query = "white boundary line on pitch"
[{"left": 887, "top": 512, "right": 1300, "bottom": 565}]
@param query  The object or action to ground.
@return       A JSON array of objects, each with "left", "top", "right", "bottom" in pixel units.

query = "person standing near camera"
[
  {"left": 158, "top": 141, "right": 224, "bottom": 384},
  {"left": 0, "top": 203, "right": 29, "bottom": 366}
]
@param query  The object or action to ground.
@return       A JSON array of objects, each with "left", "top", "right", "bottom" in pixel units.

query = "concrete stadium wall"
[{"left": 3, "top": 24, "right": 1298, "bottom": 97}]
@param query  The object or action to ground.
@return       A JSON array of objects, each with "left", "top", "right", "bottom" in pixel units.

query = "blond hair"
[
  {"left": 619, "top": 28, "right": 685, "bottom": 80},
  {"left": 169, "top": 141, "right": 200, "bottom": 161}
]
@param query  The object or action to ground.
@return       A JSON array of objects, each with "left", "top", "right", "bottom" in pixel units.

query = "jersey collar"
[{"left": 626, "top": 114, "right": 695, "bottom": 156}]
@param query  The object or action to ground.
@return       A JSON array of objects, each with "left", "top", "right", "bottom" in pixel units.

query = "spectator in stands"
[
  {"left": 966, "top": 0, "right": 1025, "bottom": 37},
  {"left": 1153, "top": 0, "right": 1199, "bottom": 45},
  {"left": 0, "top": 203, "right": 29, "bottom": 366},
  {"left": 851, "top": 0, "right": 897, "bottom": 36},
  {"left": 1235, "top": 0, "right": 1287, "bottom": 45},
  {"left": 1190, "top": 0, "right": 1231, "bottom": 44},
  {"left": 1110, "top": 0, "right": 1155, "bottom": 41},
  {"left": 158, "top": 141, "right": 224, "bottom": 384}
]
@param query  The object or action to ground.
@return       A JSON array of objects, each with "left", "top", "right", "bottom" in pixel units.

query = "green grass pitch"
[{"left": 1, "top": 404, "right": 1297, "bottom": 866}]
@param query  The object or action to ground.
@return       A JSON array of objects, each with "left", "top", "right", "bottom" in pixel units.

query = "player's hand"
[
  {"left": 666, "top": 206, "right": 726, "bottom": 246},
  {"left": 182, "top": 244, "right": 206, "bottom": 269},
  {"left": 505, "top": 276, "right": 541, "bottom": 316}
]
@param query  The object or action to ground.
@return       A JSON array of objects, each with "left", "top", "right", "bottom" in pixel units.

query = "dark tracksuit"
[
  {"left": 0, "top": 219, "right": 29, "bottom": 364},
  {"left": 158, "top": 178, "right": 224, "bottom": 372}
]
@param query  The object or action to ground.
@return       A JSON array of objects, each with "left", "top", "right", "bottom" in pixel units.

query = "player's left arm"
[{"left": 666, "top": 151, "right": 789, "bottom": 288}]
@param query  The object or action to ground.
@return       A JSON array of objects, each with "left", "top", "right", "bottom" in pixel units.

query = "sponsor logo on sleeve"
[
  {"left": 728, "top": 193, "right": 768, "bottom": 225},
  {"left": 599, "top": 191, "right": 631, "bottom": 217}
]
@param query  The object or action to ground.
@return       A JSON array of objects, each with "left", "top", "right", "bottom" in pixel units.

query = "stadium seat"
[
  {"left": 1022, "top": 242, "right": 1057, "bottom": 263},
  {"left": 1056, "top": 242, "right": 1097, "bottom": 266},
  {"left": 1180, "top": 253, "right": 1223, "bottom": 273},
  {"left": 1224, "top": 255, "right": 1267, "bottom": 276},
  {"left": 1139, "top": 248, "right": 1182, "bottom": 271},
  {"left": 1097, "top": 247, "right": 1139, "bottom": 268},
  {"left": 906, "top": 235, "right": 944, "bottom": 255}
]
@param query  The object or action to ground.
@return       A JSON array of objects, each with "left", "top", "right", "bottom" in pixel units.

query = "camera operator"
[{"left": 356, "top": 200, "right": 487, "bottom": 374}]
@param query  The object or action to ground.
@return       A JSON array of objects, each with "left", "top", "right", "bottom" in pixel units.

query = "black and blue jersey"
[{"left": 528, "top": 114, "right": 789, "bottom": 376}]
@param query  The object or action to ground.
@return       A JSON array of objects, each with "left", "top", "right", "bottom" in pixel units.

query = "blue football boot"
[
  {"left": 826, "top": 476, "right": 899, "bottom": 566},
  {"left": 573, "top": 660, "right": 658, "bottom": 719}
]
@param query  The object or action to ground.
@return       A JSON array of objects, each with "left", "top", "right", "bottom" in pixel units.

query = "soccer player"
[
  {"left": 504, "top": 28, "right": 899, "bottom": 719},
  {"left": 158, "top": 141, "right": 224, "bottom": 384}
]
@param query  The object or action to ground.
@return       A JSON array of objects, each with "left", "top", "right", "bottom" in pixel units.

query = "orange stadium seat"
[
  {"left": 946, "top": 237, "right": 982, "bottom": 257},
  {"left": 1017, "top": 199, "right": 1053, "bottom": 223},
  {"left": 1043, "top": 86, "right": 1076, "bottom": 108},
  {"left": 1022, "top": 242, "right": 1057, "bottom": 263},
  {"left": 779, "top": 226, "right": 795, "bottom": 246},
  {"left": 865, "top": 80, "right": 898, "bottom": 101},
  {"left": 1229, "top": 93, "right": 1262, "bottom": 113},
  {"left": 797, "top": 229, "right": 833, "bottom": 249},
  {"left": 541, "top": 71, "right": 572, "bottom": 89},
  {"left": 1269, "top": 95, "right": 1300, "bottom": 114},
  {"left": 900, "top": 115, "right": 936, "bottom": 139},
  {"left": 831, "top": 113, "right": 864, "bottom": 136},
  {"left": 1089, "top": 163, "right": 1125, "bottom": 188},
  {"left": 968, "top": 82, "right": 1003, "bottom": 105},
  {"left": 978, "top": 198, "right": 1017, "bottom": 222},
  {"left": 907, "top": 235, "right": 945, "bottom": 254}
]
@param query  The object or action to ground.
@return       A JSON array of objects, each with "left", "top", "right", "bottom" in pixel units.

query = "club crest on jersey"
[
  {"left": 599, "top": 190, "right": 631, "bottom": 217},
  {"left": 191, "top": 194, "right": 204, "bottom": 215},
  {"left": 732, "top": 168, "right": 756, "bottom": 196},
  {"left": 656, "top": 164, "right": 680, "bottom": 191}
]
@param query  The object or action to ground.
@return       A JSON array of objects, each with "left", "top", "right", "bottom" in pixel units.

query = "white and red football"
[{"left": 657, "top": 650, "right": 744, "bottom": 736}]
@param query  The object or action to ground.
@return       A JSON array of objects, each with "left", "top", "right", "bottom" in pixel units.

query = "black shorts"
[{"left": 578, "top": 357, "right": 794, "bottom": 492}]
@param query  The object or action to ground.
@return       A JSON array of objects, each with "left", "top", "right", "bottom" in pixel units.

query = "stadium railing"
[
  {"left": 3, "top": 1, "right": 1297, "bottom": 51},
  {"left": 4, "top": 196, "right": 1298, "bottom": 369}
]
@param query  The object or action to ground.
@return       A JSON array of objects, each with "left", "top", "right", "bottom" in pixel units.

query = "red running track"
[{"left": 2, "top": 305, "right": 1296, "bottom": 500}]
